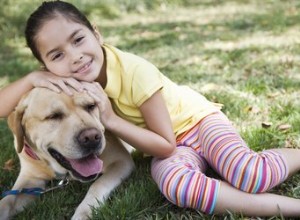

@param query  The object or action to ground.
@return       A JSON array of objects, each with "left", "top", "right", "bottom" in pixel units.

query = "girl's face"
[{"left": 36, "top": 15, "right": 104, "bottom": 82}]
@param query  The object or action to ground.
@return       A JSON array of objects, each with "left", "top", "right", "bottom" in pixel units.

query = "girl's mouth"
[{"left": 75, "top": 60, "right": 92, "bottom": 74}]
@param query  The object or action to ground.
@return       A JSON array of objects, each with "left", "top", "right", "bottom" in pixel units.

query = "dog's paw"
[
  {"left": 71, "top": 206, "right": 92, "bottom": 220},
  {"left": 0, "top": 198, "right": 15, "bottom": 220},
  {"left": 71, "top": 213, "right": 90, "bottom": 220}
]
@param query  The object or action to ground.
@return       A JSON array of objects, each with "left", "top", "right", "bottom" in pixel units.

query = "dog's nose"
[{"left": 77, "top": 128, "right": 101, "bottom": 150}]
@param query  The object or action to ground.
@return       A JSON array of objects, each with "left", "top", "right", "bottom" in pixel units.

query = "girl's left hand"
[{"left": 81, "top": 82, "right": 115, "bottom": 128}]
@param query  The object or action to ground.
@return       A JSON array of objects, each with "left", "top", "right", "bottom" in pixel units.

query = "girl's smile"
[
  {"left": 73, "top": 59, "right": 93, "bottom": 74},
  {"left": 36, "top": 15, "right": 104, "bottom": 82}
]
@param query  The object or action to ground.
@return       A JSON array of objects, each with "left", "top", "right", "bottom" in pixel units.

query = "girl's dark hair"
[{"left": 25, "top": 0, "right": 94, "bottom": 63}]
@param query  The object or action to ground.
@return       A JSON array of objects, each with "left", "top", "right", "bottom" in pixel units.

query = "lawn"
[{"left": 1, "top": 0, "right": 300, "bottom": 219}]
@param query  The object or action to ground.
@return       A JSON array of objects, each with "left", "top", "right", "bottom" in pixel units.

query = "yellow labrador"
[{"left": 0, "top": 88, "right": 134, "bottom": 220}]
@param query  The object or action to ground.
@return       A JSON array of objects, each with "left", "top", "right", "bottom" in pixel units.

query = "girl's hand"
[
  {"left": 27, "top": 71, "right": 84, "bottom": 95},
  {"left": 81, "top": 82, "right": 115, "bottom": 127},
  {"left": 80, "top": 82, "right": 176, "bottom": 158}
]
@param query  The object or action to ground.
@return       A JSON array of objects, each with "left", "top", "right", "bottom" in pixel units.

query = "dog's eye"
[
  {"left": 85, "top": 104, "right": 96, "bottom": 112},
  {"left": 45, "top": 112, "right": 64, "bottom": 120}
]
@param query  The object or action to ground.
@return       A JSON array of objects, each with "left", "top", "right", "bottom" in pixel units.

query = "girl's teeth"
[{"left": 79, "top": 63, "right": 89, "bottom": 72}]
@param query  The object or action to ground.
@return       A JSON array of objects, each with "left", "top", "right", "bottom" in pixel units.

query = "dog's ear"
[{"left": 7, "top": 96, "right": 28, "bottom": 153}]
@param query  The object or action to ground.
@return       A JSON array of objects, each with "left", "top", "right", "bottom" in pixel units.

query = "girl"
[{"left": 1, "top": 1, "right": 300, "bottom": 217}]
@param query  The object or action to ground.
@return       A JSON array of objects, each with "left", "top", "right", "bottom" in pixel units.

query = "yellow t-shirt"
[{"left": 103, "top": 44, "right": 222, "bottom": 137}]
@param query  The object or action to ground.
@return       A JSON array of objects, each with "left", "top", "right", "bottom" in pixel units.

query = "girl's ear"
[{"left": 93, "top": 25, "right": 104, "bottom": 45}]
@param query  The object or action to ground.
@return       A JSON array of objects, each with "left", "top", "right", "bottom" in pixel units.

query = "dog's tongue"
[{"left": 69, "top": 154, "right": 103, "bottom": 177}]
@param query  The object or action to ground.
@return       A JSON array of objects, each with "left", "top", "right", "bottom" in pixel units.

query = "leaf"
[
  {"left": 3, "top": 159, "right": 15, "bottom": 171},
  {"left": 277, "top": 124, "right": 292, "bottom": 131},
  {"left": 262, "top": 121, "right": 272, "bottom": 128}
]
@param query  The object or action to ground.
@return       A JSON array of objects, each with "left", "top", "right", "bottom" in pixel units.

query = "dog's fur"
[{"left": 0, "top": 88, "right": 134, "bottom": 220}]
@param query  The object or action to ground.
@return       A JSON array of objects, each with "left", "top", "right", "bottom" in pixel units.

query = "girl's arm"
[
  {"left": 0, "top": 71, "right": 83, "bottom": 118},
  {"left": 0, "top": 74, "right": 33, "bottom": 117},
  {"left": 85, "top": 82, "right": 176, "bottom": 158}
]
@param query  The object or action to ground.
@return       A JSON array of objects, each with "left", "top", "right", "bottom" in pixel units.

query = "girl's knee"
[
  {"left": 230, "top": 151, "right": 288, "bottom": 193},
  {"left": 151, "top": 159, "right": 220, "bottom": 214}
]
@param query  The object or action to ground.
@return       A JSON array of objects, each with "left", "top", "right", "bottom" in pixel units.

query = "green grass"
[{"left": 1, "top": 0, "right": 300, "bottom": 219}]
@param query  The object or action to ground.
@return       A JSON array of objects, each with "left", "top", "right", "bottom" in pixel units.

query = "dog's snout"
[{"left": 77, "top": 128, "right": 101, "bottom": 150}]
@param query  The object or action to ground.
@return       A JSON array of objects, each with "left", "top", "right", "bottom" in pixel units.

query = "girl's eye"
[
  {"left": 52, "top": 53, "right": 63, "bottom": 61},
  {"left": 75, "top": 36, "right": 84, "bottom": 45}
]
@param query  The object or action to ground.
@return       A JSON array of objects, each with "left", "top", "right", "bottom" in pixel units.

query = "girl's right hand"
[
  {"left": 80, "top": 81, "right": 116, "bottom": 128},
  {"left": 27, "top": 71, "right": 84, "bottom": 95}
]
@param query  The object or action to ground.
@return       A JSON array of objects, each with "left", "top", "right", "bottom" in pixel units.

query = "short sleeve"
[{"left": 131, "top": 58, "right": 163, "bottom": 106}]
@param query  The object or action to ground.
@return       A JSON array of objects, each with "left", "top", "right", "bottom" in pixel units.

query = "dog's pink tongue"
[{"left": 69, "top": 155, "right": 103, "bottom": 177}]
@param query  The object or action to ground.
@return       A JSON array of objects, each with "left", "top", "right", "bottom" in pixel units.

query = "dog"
[{"left": 0, "top": 87, "right": 134, "bottom": 219}]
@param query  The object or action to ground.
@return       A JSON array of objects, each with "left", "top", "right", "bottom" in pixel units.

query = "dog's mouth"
[{"left": 48, "top": 148, "right": 103, "bottom": 181}]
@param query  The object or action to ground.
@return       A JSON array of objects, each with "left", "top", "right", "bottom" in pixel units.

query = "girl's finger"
[
  {"left": 54, "top": 80, "right": 73, "bottom": 96},
  {"left": 81, "top": 82, "right": 100, "bottom": 94},
  {"left": 64, "top": 78, "right": 84, "bottom": 92},
  {"left": 93, "top": 82, "right": 102, "bottom": 90},
  {"left": 44, "top": 82, "right": 61, "bottom": 93},
  {"left": 87, "top": 90, "right": 101, "bottom": 103}
]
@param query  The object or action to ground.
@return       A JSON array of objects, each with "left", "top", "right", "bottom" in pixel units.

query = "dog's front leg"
[
  {"left": 0, "top": 174, "right": 46, "bottom": 220},
  {"left": 71, "top": 158, "right": 134, "bottom": 220}
]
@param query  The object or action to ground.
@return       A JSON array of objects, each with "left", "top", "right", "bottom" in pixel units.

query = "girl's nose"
[{"left": 73, "top": 55, "right": 83, "bottom": 64}]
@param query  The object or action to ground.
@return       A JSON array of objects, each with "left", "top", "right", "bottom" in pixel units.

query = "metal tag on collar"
[{"left": 41, "top": 176, "right": 70, "bottom": 194}]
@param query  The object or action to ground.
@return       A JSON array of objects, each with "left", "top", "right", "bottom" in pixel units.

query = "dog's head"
[{"left": 8, "top": 88, "right": 105, "bottom": 182}]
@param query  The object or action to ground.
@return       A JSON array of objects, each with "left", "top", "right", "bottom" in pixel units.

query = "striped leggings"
[{"left": 151, "top": 112, "right": 288, "bottom": 214}]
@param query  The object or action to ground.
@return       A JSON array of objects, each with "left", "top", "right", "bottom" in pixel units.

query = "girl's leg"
[
  {"left": 215, "top": 181, "right": 300, "bottom": 216},
  {"left": 151, "top": 146, "right": 300, "bottom": 217},
  {"left": 163, "top": 111, "right": 300, "bottom": 216},
  {"left": 151, "top": 146, "right": 221, "bottom": 214},
  {"left": 197, "top": 112, "right": 300, "bottom": 193},
  {"left": 272, "top": 148, "right": 300, "bottom": 176},
  {"left": 195, "top": 112, "right": 300, "bottom": 216}
]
